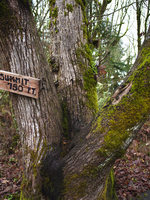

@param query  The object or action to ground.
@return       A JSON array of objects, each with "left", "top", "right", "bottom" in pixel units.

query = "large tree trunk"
[
  {"left": 0, "top": 1, "right": 150, "bottom": 200},
  {"left": 49, "top": 0, "right": 98, "bottom": 133},
  {"left": 61, "top": 28, "right": 150, "bottom": 199},
  {"left": 0, "top": 1, "right": 63, "bottom": 199}
]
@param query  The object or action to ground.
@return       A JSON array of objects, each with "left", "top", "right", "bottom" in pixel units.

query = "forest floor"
[
  {"left": 114, "top": 120, "right": 150, "bottom": 200},
  {"left": 0, "top": 94, "right": 150, "bottom": 199},
  {"left": 0, "top": 93, "right": 22, "bottom": 200}
]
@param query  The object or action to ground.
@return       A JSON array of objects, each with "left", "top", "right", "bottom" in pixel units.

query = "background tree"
[
  {"left": 49, "top": 0, "right": 99, "bottom": 134},
  {"left": 85, "top": 0, "right": 133, "bottom": 107},
  {"left": 135, "top": 0, "right": 150, "bottom": 52}
]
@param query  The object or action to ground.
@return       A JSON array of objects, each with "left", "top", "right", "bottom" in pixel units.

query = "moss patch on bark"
[
  {"left": 99, "top": 169, "right": 118, "bottom": 200},
  {"left": 76, "top": 44, "right": 99, "bottom": 115},
  {"left": 93, "top": 45, "right": 150, "bottom": 157}
]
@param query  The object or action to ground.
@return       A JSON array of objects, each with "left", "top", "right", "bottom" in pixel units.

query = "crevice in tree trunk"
[{"left": 49, "top": 0, "right": 98, "bottom": 135}]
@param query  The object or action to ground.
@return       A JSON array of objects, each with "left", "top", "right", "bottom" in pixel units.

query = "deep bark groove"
[{"left": 50, "top": 0, "right": 97, "bottom": 132}]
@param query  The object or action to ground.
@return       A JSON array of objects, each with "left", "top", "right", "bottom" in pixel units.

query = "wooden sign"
[{"left": 0, "top": 70, "right": 40, "bottom": 99}]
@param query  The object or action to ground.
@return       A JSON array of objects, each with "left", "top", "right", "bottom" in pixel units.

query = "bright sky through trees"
[
  {"left": 106, "top": 0, "right": 138, "bottom": 61},
  {"left": 107, "top": 0, "right": 150, "bottom": 61}
]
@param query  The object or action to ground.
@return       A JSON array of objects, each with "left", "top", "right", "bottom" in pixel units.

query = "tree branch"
[{"left": 62, "top": 28, "right": 150, "bottom": 200}]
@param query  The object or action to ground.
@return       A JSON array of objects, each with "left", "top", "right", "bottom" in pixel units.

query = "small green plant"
[
  {"left": 5, "top": 192, "right": 20, "bottom": 200},
  {"left": 9, "top": 157, "right": 16, "bottom": 163}
]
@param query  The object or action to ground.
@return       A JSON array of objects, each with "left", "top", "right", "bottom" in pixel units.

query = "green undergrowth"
[
  {"left": 93, "top": 46, "right": 150, "bottom": 157},
  {"left": 4, "top": 192, "right": 20, "bottom": 200},
  {"left": 0, "top": 91, "right": 19, "bottom": 153}
]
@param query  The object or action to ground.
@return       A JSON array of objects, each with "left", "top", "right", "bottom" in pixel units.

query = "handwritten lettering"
[{"left": 0, "top": 70, "right": 39, "bottom": 99}]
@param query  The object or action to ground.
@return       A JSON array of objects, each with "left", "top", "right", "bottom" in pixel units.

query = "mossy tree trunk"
[
  {"left": 0, "top": 1, "right": 63, "bottom": 199},
  {"left": 49, "top": 0, "right": 98, "bottom": 134},
  {"left": 61, "top": 28, "right": 150, "bottom": 199},
  {"left": 0, "top": 0, "right": 150, "bottom": 200}
]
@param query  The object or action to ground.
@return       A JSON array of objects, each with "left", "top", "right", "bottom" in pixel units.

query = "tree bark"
[
  {"left": 136, "top": 0, "right": 142, "bottom": 52},
  {"left": 0, "top": 1, "right": 150, "bottom": 200},
  {"left": 0, "top": 1, "right": 62, "bottom": 199},
  {"left": 49, "top": 0, "right": 98, "bottom": 133},
  {"left": 61, "top": 32, "right": 150, "bottom": 199}
]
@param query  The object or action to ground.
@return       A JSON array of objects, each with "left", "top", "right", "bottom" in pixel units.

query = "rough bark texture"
[
  {"left": 49, "top": 0, "right": 98, "bottom": 133},
  {"left": 0, "top": 1, "right": 150, "bottom": 200},
  {"left": 0, "top": 1, "right": 62, "bottom": 199},
  {"left": 61, "top": 34, "right": 150, "bottom": 199}
]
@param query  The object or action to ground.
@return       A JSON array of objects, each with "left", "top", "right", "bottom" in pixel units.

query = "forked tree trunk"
[
  {"left": 0, "top": 1, "right": 62, "bottom": 199},
  {"left": 0, "top": 1, "right": 150, "bottom": 200},
  {"left": 61, "top": 29, "right": 150, "bottom": 199},
  {"left": 49, "top": 0, "right": 98, "bottom": 133}
]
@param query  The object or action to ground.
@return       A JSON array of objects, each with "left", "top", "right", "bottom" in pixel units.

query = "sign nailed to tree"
[{"left": 0, "top": 70, "right": 40, "bottom": 99}]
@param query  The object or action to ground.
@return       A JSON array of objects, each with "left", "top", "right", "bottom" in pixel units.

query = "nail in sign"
[{"left": 0, "top": 70, "right": 40, "bottom": 99}]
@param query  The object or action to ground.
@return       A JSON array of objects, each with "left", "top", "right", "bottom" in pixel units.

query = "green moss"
[
  {"left": 66, "top": 3, "right": 73, "bottom": 12},
  {"left": 51, "top": 7, "right": 58, "bottom": 18},
  {"left": 99, "top": 169, "right": 118, "bottom": 200},
  {"left": 64, "top": 173, "right": 87, "bottom": 199},
  {"left": 93, "top": 46, "right": 150, "bottom": 157},
  {"left": 64, "top": 3, "right": 74, "bottom": 16},
  {"left": 20, "top": 175, "right": 32, "bottom": 200},
  {"left": 63, "top": 164, "right": 101, "bottom": 199},
  {"left": 64, "top": 11, "right": 68, "bottom": 16},
  {"left": 75, "top": 0, "right": 88, "bottom": 37},
  {"left": 83, "top": 68, "right": 99, "bottom": 113},
  {"left": 49, "top": 0, "right": 58, "bottom": 32},
  {"left": 11, "top": 134, "right": 20, "bottom": 148},
  {"left": 76, "top": 44, "right": 99, "bottom": 114},
  {"left": 75, "top": 0, "right": 86, "bottom": 12},
  {"left": 5, "top": 192, "right": 20, "bottom": 200},
  {"left": 49, "top": 0, "right": 56, "bottom": 6},
  {"left": 20, "top": 143, "right": 50, "bottom": 199}
]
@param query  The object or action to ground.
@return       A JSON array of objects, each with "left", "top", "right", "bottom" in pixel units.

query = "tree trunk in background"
[
  {"left": 0, "top": 1, "right": 62, "bottom": 199},
  {"left": 49, "top": 0, "right": 98, "bottom": 133},
  {"left": 136, "top": 0, "right": 142, "bottom": 52}
]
